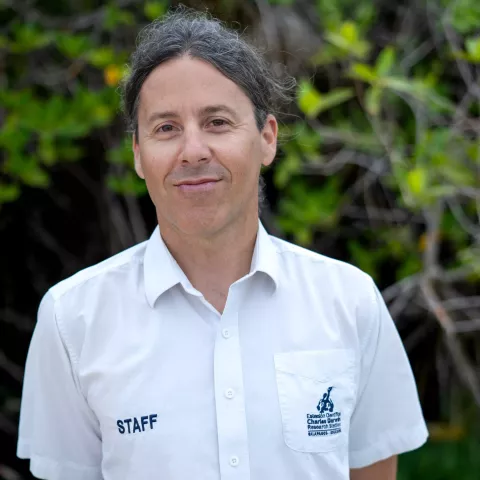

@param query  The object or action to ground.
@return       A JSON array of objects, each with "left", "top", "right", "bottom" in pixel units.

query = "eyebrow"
[{"left": 146, "top": 104, "right": 240, "bottom": 125}]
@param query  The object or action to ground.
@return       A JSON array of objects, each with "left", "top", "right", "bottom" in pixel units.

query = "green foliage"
[
  {"left": 104, "top": 4, "right": 136, "bottom": 30},
  {"left": 107, "top": 138, "right": 148, "bottom": 196},
  {"left": 298, "top": 80, "right": 354, "bottom": 118},
  {"left": 1, "top": 0, "right": 479, "bottom": 476},
  {"left": 277, "top": 177, "right": 342, "bottom": 245},
  {"left": 271, "top": 0, "right": 479, "bottom": 298},
  {"left": 312, "top": 20, "right": 371, "bottom": 64},
  {"left": 399, "top": 433, "right": 480, "bottom": 480},
  {"left": 2, "top": 0, "right": 477, "bottom": 302},
  {"left": 347, "top": 227, "right": 423, "bottom": 281},
  {"left": 0, "top": 0, "right": 162, "bottom": 208},
  {"left": 448, "top": 0, "right": 480, "bottom": 34},
  {"left": 144, "top": 1, "right": 168, "bottom": 21}
]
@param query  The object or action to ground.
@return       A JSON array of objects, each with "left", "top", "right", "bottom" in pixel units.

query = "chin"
[{"left": 172, "top": 209, "right": 229, "bottom": 237}]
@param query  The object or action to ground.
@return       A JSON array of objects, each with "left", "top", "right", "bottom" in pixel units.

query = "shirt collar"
[
  {"left": 143, "top": 220, "right": 280, "bottom": 308},
  {"left": 143, "top": 226, "right": 190, "bottom": 308},
  {"left": 250, "top": 221, "right": 281, "bottom": 290}
]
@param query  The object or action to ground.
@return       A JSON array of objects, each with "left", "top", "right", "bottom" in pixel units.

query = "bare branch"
[
  {"left": 0, "top": 464, "right": 22, "bottom": 480},
  {"left": 0, "top": 350, "right": 24, "bottom": 383},
  {"left": 124, "top": 195, "right": 149, "bottom": 245},
  {"left": 454, "top": 319, "right": 480, "bottom": 334},
  {"left": 422, "top": 201, "right": 444, "bottom": 276},
  {"left": 442, "top": 295, "right": 480, "bottom": 312},
  {"left": 2, "top": 0, "right": 139, "bottom": 31},
  {"left": 0, "top": 308, "right": 34, "bottom": 332},
  {"left": 421, "top": 278, "right": 480, "bottom": 406},
  {"left": 0, "top": 411, "right": 17, "bottom": 436}
]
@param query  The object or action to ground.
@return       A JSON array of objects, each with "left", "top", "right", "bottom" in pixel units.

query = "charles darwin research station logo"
[{"left": 306, "top": 386, "right": 342, "bottom": 437}]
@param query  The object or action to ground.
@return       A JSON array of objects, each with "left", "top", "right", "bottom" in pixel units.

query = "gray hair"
[{"left": 122, "top": 7, "right": 295, "bottom": 136}]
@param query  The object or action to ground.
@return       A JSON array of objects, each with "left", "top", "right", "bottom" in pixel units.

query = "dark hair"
[{"left": 122, "top": 7, "right": 295, "bottom": 136}]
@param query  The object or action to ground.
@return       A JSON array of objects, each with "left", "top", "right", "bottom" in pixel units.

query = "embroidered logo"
[
  {"left": 306, "top": 386, "right": 342, "bottom": 437},
  {"left": 117, "top": 414, "right": 157, "bottom": 434}
]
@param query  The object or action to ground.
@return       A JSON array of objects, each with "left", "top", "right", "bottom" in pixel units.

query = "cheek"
[
  {"left": 140, "top": 147, "right": 173, "bottom": 186},
  {"left": 225, "top": 138, "right": 261, "bottom": 185}
]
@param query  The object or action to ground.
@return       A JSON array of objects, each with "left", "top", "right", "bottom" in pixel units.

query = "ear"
[
  {"left": 261, "top": 114, "right": 278, "bottom": 167},
  {"left": 132, "top": 132, "right": 145, "bottom": 179}
]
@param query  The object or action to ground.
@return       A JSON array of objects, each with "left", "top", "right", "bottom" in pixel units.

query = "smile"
[{"left": 175, "top": 179, "right": 221, "bottom": 193}]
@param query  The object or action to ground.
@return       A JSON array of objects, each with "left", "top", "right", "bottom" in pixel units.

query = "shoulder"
[
  {"left": 48, "top": 240, "right": 148, "bottom": 303},
  {"left": 38, "top": 240, "right": 149, "bottom": 361},
  {"left": 269, "top": 235, "right": 380, "bottom": 336},
  {"left": 270, "top": 235, "right": 374, "bottom": 291}
]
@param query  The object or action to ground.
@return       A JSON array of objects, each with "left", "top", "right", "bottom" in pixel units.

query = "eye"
[
  {"left": 209, "top": 119, "right": 229, "bottom": 127},
  {"left": 156, "top": 124, "right": 175, "bottom": 133}
]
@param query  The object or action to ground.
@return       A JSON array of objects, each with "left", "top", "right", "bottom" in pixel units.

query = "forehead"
[{"left": 138, "top": 56, "right": 254, "bottom": 118}]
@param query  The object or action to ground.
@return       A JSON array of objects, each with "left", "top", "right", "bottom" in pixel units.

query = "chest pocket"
[{"left": 274, "top": 349, "right": 356, "bottom": 453}]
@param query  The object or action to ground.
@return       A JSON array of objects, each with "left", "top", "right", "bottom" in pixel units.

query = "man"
[{"left": 17, "top": 9, "right": 428, "bottom": 480}]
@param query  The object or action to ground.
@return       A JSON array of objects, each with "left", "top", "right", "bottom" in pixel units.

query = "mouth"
[{"left": 175, "top": 178, "right": 221, "bottom": 193}]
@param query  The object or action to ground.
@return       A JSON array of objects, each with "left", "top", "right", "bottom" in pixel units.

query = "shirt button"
[
  {"left": 229, "top": 455, "right": 239, "bottom": 467},
  {"left": 225, "top": 388, "right": 235, "bottom": 399},
  {"left": 222, "top": 328, "right": 231, "bottom": 339}
]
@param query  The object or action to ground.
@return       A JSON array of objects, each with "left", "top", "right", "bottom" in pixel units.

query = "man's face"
[{"left": 133, "top": 56, "right": 277, "bottom": 238}]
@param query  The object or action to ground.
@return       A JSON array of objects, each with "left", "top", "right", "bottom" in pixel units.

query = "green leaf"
[
  {"left": 315, "top": 88, "right": 355, "bottom": 113},
  {"left": 441, "top": 164, "right": 477, "bottom": 186},
  {"left": 297, "top": 80, "right": 323, "bottom": 117},
  {"left": 451, "top": 0, "right": 480, "bottom": 35},
  {"left": 144, "top": 1, "right": 168, "bottom": 21},
  {"left": 325, "top": 22, "right": 370, "bottom": 58},
  {"left": 364, "top": 86, "right": 383, "bottom": 116},
  {"left": 86, "top": 47, "right": 118, "bottom": 68},
  {"left": 91, "top": 104, "right": 114, "bottom": 126},
  {"left": 0, "top": 183, "right": 20, "bottom": 204},
  {"left": 375, "top": 46, "right": 396, "bottom": 76},
  {"left": 339, "top": 22, "right": 358, "bottom": 43},
  {"left": 107, "top": 170, "right": 148, "bottom": 196},
  {"left": 465, "top": 36, "right": 480, "bottom": 62},
  {"left": 38, "top": 134, "right": 56, "bottom": 166},
  {"left": 108, "top": 138, "right": 133, "bottom": 166},
  {"left": 347, "top": 240, "right": 379, "bottom": 278},
  {"left": 310, "top": 45, "right": 349, "bottom": 66},
  {"left": 20, "top": 165, "right": 50, "bottom": 188},
  {"left": 56, "top": 33, "right": 93, "bottom": 58},
  {"left": 349, "top": 63, "right": 378, "bottom": 83},
  {"left": 382, "top": 77, "right": 455, "bottom": 112},
  {"left": 293, "top": 124, "right": 322, "bottom": 157},
  {"left": 104, "top": 5, "right": 135, "bottom": 31},
  {"left": 297, "top": 81, "right": 354, "bottom": 118},
  {"left": 11, "top": 24, "right": 52, "bottom": 53},
  {"left": 396, "top": 255, "right": 422, "bottom": 281},
  {"left": 274, "top": 148, "right": 301, "bottom": 188},
  {"left": 426, "top": 185, "right": 458, "bottom": 199},
  {"left": 406, "top": 167, "right": 428, "bottom": 196},
  {"left": 277, "top": 177, "right": 342, "bottom": 241}
]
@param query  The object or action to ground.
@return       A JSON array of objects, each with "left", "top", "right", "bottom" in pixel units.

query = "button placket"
[{"left": 214, "top": 290, "right": 250, "bottom": 479}]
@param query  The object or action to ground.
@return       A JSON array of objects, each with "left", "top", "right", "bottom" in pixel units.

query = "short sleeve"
[
  {"left": 348, "top": 278, "right": 429, "bottom": 469},
  {"left": 17, "top": 291, "right": 103, "bottom": 480}
]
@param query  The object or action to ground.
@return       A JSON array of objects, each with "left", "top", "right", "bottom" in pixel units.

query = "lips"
[
  {"left": 175, "top": 178, "right": 220, "bottom": 186},
  {"left": 175, "top": 178, "right": 221, "bottom": 193}
]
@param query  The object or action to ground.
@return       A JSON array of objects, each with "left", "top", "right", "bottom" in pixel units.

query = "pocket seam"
[
  {"left": 274, "top": 350, "right": 354, "bottom": 382},
  {"left": 274, "top": 350, "right": 355, "bottom": 454}
]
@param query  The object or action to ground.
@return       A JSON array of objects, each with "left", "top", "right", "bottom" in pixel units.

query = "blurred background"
[{"left": 1, "top": 0, "right": 479, "bottom": 478}]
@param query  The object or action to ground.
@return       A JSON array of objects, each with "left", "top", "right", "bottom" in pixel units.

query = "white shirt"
[{"left": 18, "top": 222, "right": 428, "bottom": 480}]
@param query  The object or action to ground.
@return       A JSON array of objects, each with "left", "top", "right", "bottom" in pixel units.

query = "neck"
[{"left": 159, "top": 213, "right": 259, "bottom": 313}]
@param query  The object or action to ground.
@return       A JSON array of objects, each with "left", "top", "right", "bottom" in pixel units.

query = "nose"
[{"left": 179, "top": 126, "right": 211, "bottom": 165}]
